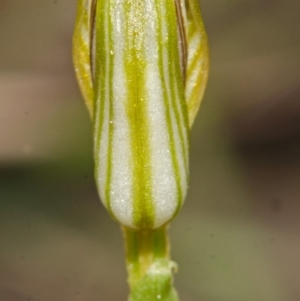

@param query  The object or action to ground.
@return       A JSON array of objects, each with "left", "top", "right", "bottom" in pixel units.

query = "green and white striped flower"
[{"left": 73, "top": 0, "right": 208, "bottom": 230}]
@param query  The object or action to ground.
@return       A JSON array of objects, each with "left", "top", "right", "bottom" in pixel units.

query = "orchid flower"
[{"left": 73, "top": 0, "right": 208, "bottom": 299}]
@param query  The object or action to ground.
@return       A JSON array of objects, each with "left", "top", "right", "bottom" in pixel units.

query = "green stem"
[{"left": 122, "top": 226, "right": 179, "bottom": 301}]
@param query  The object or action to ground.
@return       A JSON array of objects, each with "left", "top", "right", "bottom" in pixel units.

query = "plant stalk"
[{"left": 122, "top": 226, "right": 179, "bottom": 301}]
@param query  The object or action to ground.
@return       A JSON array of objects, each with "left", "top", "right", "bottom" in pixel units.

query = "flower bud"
[{"left": 73, "top": 0, "right": 208, "bottom": 229}]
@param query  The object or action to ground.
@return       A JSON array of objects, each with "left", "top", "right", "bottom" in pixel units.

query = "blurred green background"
[{"left": 1, "top": 1, "right": 300, "bottom": 300}]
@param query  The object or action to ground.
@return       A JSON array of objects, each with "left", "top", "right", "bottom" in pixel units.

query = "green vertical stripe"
[
  {"left": 165, "top": 0, "right": 187, "bottom": 216},
  {"left": 94, "top": 0, "right": 115, "bottom": 218},
  {"left": 94, "top": 0, "right": 106, "bottom": 171},
  {"left": 124, "top": 0, "right": 155, "bottom": 229},
  {"left": 155, "top": 0, "right": 183, "bottom": 217},
  {"left": 167, "top": 0, "right": 190, "bottom": 178},
  {"left": 104, "top": 0, "right": 115, "bottom": 216}
]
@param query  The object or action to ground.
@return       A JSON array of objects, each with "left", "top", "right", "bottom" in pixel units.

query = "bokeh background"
[{"left": 1, "top": 1, "right": 300, "bottom": 300}]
